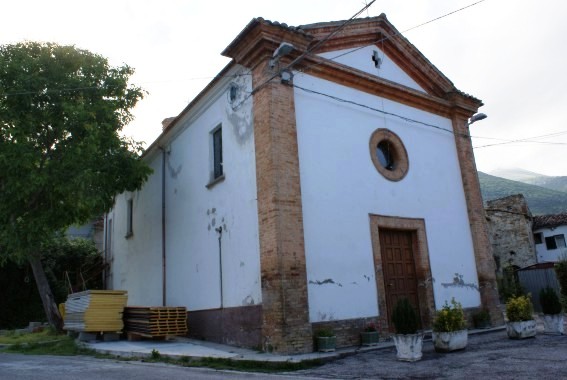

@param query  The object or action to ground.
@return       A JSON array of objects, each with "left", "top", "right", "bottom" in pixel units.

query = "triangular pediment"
[
  {"left": 300, "top": 14, "right": 459, "bottom": 99},
  {"left": 317, "top": 45, "right": 426, "bottom": 93},
  {"left": 223, "top": 15, "right": 482, "bottom": 114}
]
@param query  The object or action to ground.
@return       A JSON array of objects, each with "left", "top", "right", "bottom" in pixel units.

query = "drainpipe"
[
  {"left": 159, "top": 147, "right": 167, "bottom": 306},
  {"left": 103, "top": 213, "right": 108, "bottom": 289},
  {"left": 216, "top": 226, "right": 224, "bottom": 308}
]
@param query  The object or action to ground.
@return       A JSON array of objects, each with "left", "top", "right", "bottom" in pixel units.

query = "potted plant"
[
  {"left": 432, "top": 298, "right": 468, "bottom": 352},
  {"left": 391, "top": 298, "right": 423, "bottom": 362},
  {"left": 539, "top": 287, "right": 564, "bottom": 335},
  {"left": 315, "top": 328, "right": 336, "bottom": 352},
  {"left": 505, "top": 294, "right": 536, "bottom": 339},
  {"left": 472, "top": 309, "right": 491, "bottom": 329},
  {"left": 360, "top": 322, "right": 380, "bottom": 346}
]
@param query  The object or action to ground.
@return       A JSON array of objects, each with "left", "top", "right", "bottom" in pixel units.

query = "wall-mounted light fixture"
[
  {"left": 468, "top": 113, "right": 487, "bottom": 126},
  {"left": 269, "top": 42, "right": 294, "bottom": 69}
]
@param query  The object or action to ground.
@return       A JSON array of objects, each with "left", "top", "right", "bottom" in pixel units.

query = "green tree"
[{"left": 0, "top": 42, "right": 151, "bottom": 330}]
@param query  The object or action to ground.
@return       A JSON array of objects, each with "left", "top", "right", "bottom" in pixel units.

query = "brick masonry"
[
  {"left": 251, "top": 58, "right": 313, "bottom": 354},
  {"left": 485, "top": 194, "right": 537, "bottom": 272},
  {"left": 452, "top": 112, "right": 505, "bottom": 326}
]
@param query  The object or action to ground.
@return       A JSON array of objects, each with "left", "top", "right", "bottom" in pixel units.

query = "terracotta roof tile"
[{"left": 533, "top": 213, "right": 567, "bottom": 230}]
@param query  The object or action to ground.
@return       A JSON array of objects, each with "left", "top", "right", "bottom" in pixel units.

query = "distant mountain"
[
  {"left": 478, "top": 171, "right": 567, "bottom": 215},
  {"left": 489, "top": 168, "right": 547, "bottom": 182},
  {"left": 489, "top": 168, "right": 567, "bottom": 193}
]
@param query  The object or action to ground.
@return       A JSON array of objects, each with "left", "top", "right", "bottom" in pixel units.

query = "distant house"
[
  {"left": 485, "top": 194, "right": 537, "bottom": 273},
  {"left": 66, "top": 217, "right": 104, "bottom": 253},
  {"left": 104, "top": 15, "right": 501, "bottom": 353},
  {"left": 533, "top": 213, "right": 567, "bottom": 262}
]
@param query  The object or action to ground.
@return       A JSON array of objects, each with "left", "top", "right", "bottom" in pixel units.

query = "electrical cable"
[
  {"left": 473, "top": 131, "right": 567, "bottom": 149},
  {"left": 0, "top": 0, "right": 484, "bottom": 99}
]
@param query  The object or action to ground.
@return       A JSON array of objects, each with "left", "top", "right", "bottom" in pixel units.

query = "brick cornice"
[
  {"left": 222, "top": 18, "right": 312, "bottom": 68},
  {"left": 302, "top": 15, "right": 464, "bottom": 100},
  {"left": 223, "top": 16, "right": 483, "bottom": 120},
  {"left": 298, "top": 55, "right": 457, "bottom": 118}
]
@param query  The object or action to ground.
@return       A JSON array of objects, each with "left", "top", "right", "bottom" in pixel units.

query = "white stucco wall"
[
  {"left": 107, "top": 69, "right": 262, "bottom": 310},
  {"left": 293, "top": 72, "right": 481, "bottom": 323},
  {"left": 318, "top": 45, "right": 426, "bottom": 93},
  {"left": 534, "top": 225, "right": 567, "bottom": 262},
  {"left": 107, "top": 156, "right": 163, "bottom": 306}
]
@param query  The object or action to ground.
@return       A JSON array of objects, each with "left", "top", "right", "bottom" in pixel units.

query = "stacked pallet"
[
  {"left": 124, "top": 306, "right": 188, "bottom": 338},
  {"left": 63, "top": 290, "right": 128, "bottom": 332}
]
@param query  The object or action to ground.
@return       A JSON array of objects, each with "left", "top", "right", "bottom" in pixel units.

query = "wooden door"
[{"left": 379, "top": 229, "right": 420, "bottom": 330}]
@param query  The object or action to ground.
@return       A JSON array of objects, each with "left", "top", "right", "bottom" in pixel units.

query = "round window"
[{"left": 369, "top": 129, "right": 408, "bottom": 181}]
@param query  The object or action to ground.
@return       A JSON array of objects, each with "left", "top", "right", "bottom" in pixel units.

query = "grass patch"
[
  {"left": 0, "top": 329, "right": 93, "bottom": 356},
  {"left": 0, "top": 328, "right": 59, "bottom": 345}
]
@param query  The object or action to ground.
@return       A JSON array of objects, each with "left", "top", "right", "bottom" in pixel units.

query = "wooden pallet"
[{"left": 123, "top": 306, "right": 188, "bottom": 338}]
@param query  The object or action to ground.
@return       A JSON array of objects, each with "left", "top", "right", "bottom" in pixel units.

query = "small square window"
[
  {"left": 545, "top": 236, "right": 557, "bottom": 250},
  {"left": 534, "top": 233, "right": 543, "bottom": 244}
]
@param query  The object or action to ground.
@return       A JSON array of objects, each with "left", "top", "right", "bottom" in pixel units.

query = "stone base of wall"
[{"left": 187, "top": 305, "right": 262, "bottom": 349}]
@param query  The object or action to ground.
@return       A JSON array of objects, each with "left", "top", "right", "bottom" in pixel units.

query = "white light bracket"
[{"left": 280, "top": 69, "right": 293, "bottom": 84}]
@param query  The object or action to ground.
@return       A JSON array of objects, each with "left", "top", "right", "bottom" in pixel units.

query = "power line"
[
  {"left": 293, "top": 83, "right": 460, "bottom": 136},
  {"left": 296, "top": 0, "right": 487, "bottom": 76},
  {"left": 293, "top": 82, "right": 567, "bottom": 148},
  {"left": 231, "top": 0, "right": 377, "bottom": 110},
  {"left": 473, "top": 131, "right": 567, "bottom": 149},
  {"left": 0, "top": 1, "right": 484, "bottom": 99}
]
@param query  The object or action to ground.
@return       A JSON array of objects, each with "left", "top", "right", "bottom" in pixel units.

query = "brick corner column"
[
  {"left": 452, "top": 111, "right": 504, "bottom": 326},
  {"left": 252, "top": 59, "right": 313, "bottom": 354}
]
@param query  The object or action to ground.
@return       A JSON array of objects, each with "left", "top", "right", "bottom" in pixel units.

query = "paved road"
[
  {"left": 0, "top": 354, "right": 323, "bottom": 380},
  {"left": 1, "top": 331, "right": 566, "bottom": 379},
  {"left": 293, "top": 330, "right": 567, "bottom": 379}
]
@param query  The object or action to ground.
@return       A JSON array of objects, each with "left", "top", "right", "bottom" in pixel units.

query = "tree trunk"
[{"left": 28, "top": 254, "right": 63, "bottom": 332}]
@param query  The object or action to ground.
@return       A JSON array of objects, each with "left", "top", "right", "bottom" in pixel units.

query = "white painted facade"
[
  {"left": 106, "top": 68, "right": 262, "bottom": 310},
  {"left": 106, "top": 42, "right": 482, "bottom": 327},
  {"left": 534, "top": 225, "right": 567, "bottom": 263},
  {"left": 294, "top": 47, "right": 480, "bottom": 323}
]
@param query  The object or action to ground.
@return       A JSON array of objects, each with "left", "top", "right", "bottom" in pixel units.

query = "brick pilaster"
[
  {"left": 452, "top": 113, "right": 504, "bottom": 326},
  {"left": 252, "top": 59, "right": 312, "bottom": 353}
]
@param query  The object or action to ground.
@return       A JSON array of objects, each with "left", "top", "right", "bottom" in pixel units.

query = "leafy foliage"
[
  {"left": 0, "top": 41, "right": 151, "bottom": 261},
  {"left": 472, "top": 309, "right": 491, "bottom": 328},
  {"left": 315, "top": 328, "right": 335, "bottom": 338},
  {"left": 478, "top": 172, "right": 567, "bottom": 215},
  {"left": 506, "top": 295, "right": 534, "bottom": 322},
  {"left": 497, "top": 265, "right": 525, "bottom": 302},
  {"left": 555, "top": 256, "right": 567, "bottom": 311},
  {"left": 0, "top": 41, "right": 151, "bottom": 328},
  {"left": 391, "top": 298, "right": 419, "bottom": 335},
  {"left": 539, "top": 287, "right": 562, "bottom": 315},
  {"left": 0, "top": 236, "right": 102, "bottom": 328},
  {"left": 433, "top": 298, "right": 467, "bottom": 332}
]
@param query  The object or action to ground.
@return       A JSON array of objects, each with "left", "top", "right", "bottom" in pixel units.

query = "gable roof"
[
  {"left": 145, "top": 15, "right": 482, "bottom": 159},
  {"left": 533, "top": 213, "right": 567, "bottom": 230},
  {"left": 223, "top": 15, "right": 481, "bottom": 105}
]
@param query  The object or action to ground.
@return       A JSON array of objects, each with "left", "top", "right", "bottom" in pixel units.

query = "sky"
[{"left": 2, "top": 0, "right": 567, "bottom": 176}]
